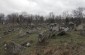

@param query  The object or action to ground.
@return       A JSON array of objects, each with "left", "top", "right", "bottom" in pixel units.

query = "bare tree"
[
  {"left": 73, "top": 7, "right": 85, "bottom": 25},
  {"left": 0, "top": 13, "right": 4, "bottom": 24}
]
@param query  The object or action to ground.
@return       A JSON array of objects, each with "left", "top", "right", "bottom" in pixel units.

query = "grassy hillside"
[{"left": 0, "top": 24, "right": 85, "bottom": 55}]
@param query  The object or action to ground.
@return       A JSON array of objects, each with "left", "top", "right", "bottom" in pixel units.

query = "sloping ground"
[{"left": 0, "top": 25, "right": 85, "bottom": 55}]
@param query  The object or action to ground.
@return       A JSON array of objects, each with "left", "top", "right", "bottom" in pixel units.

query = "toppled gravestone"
[
  {"left": 37, "top": 30, "right": 56, "bottom": 44},
  {"left": 4, "top": 42, "right": 23, "bottom": 55}
]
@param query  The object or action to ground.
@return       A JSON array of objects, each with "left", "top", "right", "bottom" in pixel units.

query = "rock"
[
  {"left": 26, "top": 42, "right": 31, "bottom": 47},
  {"left": 21, "top": 42, "right": 31, "bottom": 47},
  {"left": 4, "top": 42, "right": 23, "bottom": 55}
]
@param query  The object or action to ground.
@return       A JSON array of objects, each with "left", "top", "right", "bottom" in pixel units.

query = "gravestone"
[
  {"left": 38, "top": 33, "right": 45, "bottom": 43},
  {"left": 76, "top": 24, "right": 84, "bottom": 31},
  {"left": 68, "top": 22, "right": 75, "bottom": 31}
]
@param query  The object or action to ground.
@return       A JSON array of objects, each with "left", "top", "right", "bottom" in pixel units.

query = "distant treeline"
[{"left": 0, "top": 7, "right": 85, "bottom": 25}]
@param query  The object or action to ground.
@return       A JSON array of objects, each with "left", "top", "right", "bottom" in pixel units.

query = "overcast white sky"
[{"left": 0, "top": 0, "right": 85, "bottom": 15}]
